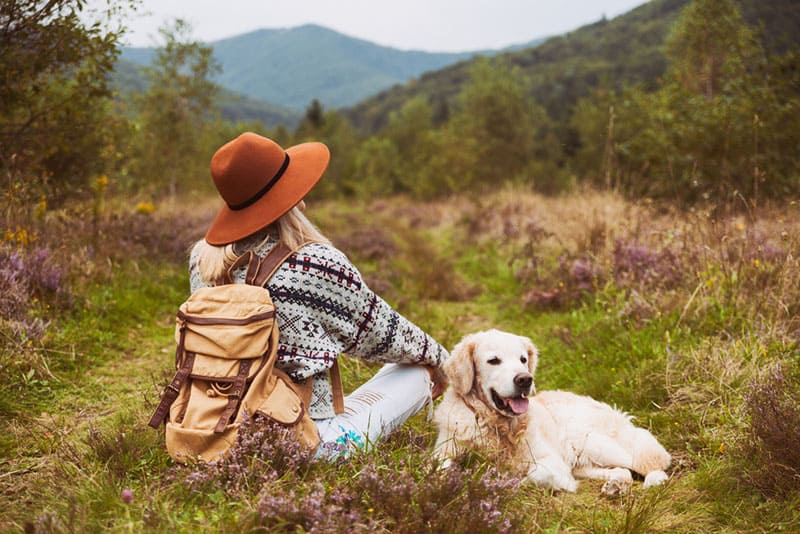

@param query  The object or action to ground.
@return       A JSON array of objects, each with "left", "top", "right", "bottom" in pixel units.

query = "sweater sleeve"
[
  {"left": 345, "top": 287, "right": 450, "bottom": 367},
  {"left": 313, "top": 246, "right": 449, "bottom": 368}
]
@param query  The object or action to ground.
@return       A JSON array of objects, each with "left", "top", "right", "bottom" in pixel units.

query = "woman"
[{"left": 189, "top": 132, "right": 448, "bottom": 457}]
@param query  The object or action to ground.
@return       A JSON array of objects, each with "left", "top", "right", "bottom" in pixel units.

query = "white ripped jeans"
[{"left": 314, "top": 363, "right": 432, "bottom": 458}]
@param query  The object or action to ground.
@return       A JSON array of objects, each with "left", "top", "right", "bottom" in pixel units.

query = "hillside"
[
  {"left": 111, "top": 59, "right": 301, "bottom": 128},
  {"left": 344, "top": 0, "right": 800, "bottom": 133},
  {"left": 120, "top": 24, "right": 502, "bottom": 111}
]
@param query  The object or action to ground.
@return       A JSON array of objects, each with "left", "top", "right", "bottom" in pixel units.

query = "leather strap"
[
  {"left": 214, "top": 359, "right": 253, "bottom": 433},
  {"left": 251, "top": 241, "right": 346, "bottom": 415},
  {"left": 177, "top": 309, "right": 275, "bottom": 326},
  {"left": 329, "top": 359, "right": 345, "bottom": 415},
  {"left": 148, "top": 350, "right": 195, "bottom": 428},
  {"left": 252, "top": 243, "right": 294, "bottom": 287},
  {"left": 244, "top": 251, "right": 262, "bottom": 285},
  {"left": 218, "top": 250, "right": 254, "bottom": 285}
]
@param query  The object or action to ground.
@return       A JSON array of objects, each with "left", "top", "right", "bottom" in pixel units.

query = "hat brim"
[{"left": 204, "top": 142, "right": 330, "bottom": 245}]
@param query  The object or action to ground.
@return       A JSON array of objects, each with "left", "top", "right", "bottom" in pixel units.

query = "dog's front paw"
[
  {"left": 601, "top": 477, "right": 631, "bottom": 497},
  {"left": 528, "top": 465, "right": 578, "bottom": 492},
  {"left": 643, "top": 470, "right": 668, "bottom": 488},
  {"left": 554, "top": 474, "right": 578, "bottom": 493}
]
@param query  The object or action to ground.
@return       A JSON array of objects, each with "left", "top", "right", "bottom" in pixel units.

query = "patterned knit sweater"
[{"left": 189, "top": 233, "right": 449, "bottom": 420}]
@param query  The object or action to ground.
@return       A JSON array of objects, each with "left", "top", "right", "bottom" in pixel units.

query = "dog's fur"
[{"left": 433, "top": 329, "right": 670, "bottom": 492}]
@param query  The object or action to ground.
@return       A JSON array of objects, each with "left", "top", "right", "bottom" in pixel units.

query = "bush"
[
  {"left": 173, "top": 414, "right": 316, "bottom": 498},
  {"left": 742, "top": 360, "right": 800, "bottom": 497},
  {"left": 0, "top": 245, "right": 70, "bottom": 340}
]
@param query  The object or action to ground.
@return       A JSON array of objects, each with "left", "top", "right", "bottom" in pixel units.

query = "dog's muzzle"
[{"left": 490, "top": 373, "right": 533, "bottom": 415}]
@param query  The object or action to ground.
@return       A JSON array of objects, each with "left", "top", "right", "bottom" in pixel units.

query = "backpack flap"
[
  {"left": 253, "top": 369, "right": 321, "bottom": 451},
  {"left": 255, "top": 375, "right": 304, "bottom": 425},
  {"left": 177, "top": 284, "right": 276, "bottom": 360}
]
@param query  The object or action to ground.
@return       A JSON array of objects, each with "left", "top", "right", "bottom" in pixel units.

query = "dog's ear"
[
  {"left": 521, "top": 336, "right": 538, "bottom": 376},
  {"left": 444, "top": 335, "right": 476, "bottom": 395}
]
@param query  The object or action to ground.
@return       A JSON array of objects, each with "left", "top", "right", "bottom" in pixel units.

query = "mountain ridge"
[
  {"left": 343, "top": 0, "right": 800, "bottom": 133},
  {"left": 118, "top": 23, "right": 547, "bottom": 112}
]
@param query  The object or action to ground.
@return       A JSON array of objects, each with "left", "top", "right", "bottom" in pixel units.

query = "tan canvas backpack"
[{"left": 148, "top": 242, "right": 344, "bottom": 462}]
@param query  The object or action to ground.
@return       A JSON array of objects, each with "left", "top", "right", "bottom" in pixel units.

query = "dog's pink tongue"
[{"left": 508, "top": 397, "right": 529, "bottom": 414}]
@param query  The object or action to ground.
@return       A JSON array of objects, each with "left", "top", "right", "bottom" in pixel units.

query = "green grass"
[{"left": 2, "top": 191, "right": 799, "bottom": 532}]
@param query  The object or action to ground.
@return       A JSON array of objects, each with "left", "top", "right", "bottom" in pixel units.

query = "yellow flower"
[
  {"left": 34, "top": 197, "right": 47, "bottom": 219},
  {"left": 753, "top": 259, "right": 761, "bottom": 268},
  {"left": 92, "top": 174, "right": 109, "bottom": 193},
  {"left": 135, "top": 201, "right": 156, "bottom": 215},
  {"left": 718, "top": 443, "right": 725, "bottom": 454},
  {"left": 11, "top": 227, "right": 30, "bottom": 245}
]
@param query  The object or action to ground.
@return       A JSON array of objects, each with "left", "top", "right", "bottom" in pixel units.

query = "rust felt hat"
[{"left": 204, "top": 132, "right": 330, "bottom": 245}]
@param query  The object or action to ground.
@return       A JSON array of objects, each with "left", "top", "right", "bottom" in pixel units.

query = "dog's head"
[{"left": 444, "top": 329, "right": 538, "bottom": 417}]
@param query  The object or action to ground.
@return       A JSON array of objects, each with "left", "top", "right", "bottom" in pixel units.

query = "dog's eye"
[
  {"left": 487, "top": 357, "right": 501, "bottom": 365},
  {"left": 520, "top": 356, "right": 527, "bottom": 364}
]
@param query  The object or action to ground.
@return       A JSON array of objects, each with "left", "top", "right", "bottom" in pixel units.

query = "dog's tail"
[{"left": 630, "top": 427, "right": 671, "bottom": 478}]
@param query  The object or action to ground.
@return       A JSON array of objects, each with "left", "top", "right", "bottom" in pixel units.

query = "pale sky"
[{"left": 91, "top": 0, "right": 649, "bottom": 52}]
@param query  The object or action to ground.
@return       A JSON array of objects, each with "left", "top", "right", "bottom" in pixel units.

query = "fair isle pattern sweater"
[{"left": 189, "top": 234, "right": 449, "bottom": 420}]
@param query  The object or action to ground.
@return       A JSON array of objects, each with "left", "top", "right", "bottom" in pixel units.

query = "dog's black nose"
[{"left": 514, "top": 373, "right": 533, "bottom": 390}]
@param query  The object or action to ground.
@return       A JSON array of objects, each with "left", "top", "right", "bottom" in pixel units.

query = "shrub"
[
  {"left": 251, "top": 481, "right": 374, "bottom": 533},
  {"left": 352, "top": 459, "right": 520, "bottom": 533},
  {"left": 0, "top": 245, "right": 70, "bottom": 340},
  {"left": 612, "top": 238, "right": 683, "bottom": 290},
  {"left": 247, "top": 455, "right": 521, "bottom": 533},
  {"left": 742, "top": 360, "right": 800, "bottom": 497},
  {"left": 523, "top": 254, "right": 604, "bottom": 309},
  {"left": 174, "top": 414, "right": 316, "bottom": 498}
]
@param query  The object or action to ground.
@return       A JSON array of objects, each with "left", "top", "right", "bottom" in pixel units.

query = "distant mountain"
[
  {"left": 111, "top": 59, "right": 302, "bottom": 128},
  {"left": 119, "top": 24, "right": 521, "bottom": 112},
  {"left": 216, "top": 90, "right": 301, "bottom": 129},
  {"left": 344, "top": 0, "right": 800, "bottom": 133}
]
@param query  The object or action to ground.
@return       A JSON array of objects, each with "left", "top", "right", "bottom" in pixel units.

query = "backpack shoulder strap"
[
  {"left": 250, "top": 242, "right": 297, "bottom": 287},
  {"left": 215, "top": 250, "right": 256, "bottom": 286},
  {"left": 328, "top": 357, "right": 345, "bottom": 414},
  {"left": 252, "top": 240, "right": 346, "bottom": 415}
]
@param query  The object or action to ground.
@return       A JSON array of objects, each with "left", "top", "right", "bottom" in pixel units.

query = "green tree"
[
  {"left": 449, "top": 58, "right": 561, "bottom": 192},
  {"left": 0, "top": 0, "right": 128, "bottom": 204},
  {"left": 293, "top": 105, "right": 359, "bottom": 199},
  {"left": 651, "top": 0, "right": 781, "bottom": 201},
  {"left": 573, "top": 0, "right": 799, "bottom": 202},
  {"left": 353, "top": 136, "right": 402, "bottom": 198},
  {"left": 130, "top": 19, "right": 220, "bottom": 195},
  {"left": 665, "top": 0, "right": 759, "bottom": 100},
  {"left": 384, "top": 96, "right": 437, "bottom": 194}
]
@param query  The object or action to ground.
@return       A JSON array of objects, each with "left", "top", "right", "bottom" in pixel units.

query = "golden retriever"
[{"left": 433, "top": 329, "right": 670, "bottom": 493}]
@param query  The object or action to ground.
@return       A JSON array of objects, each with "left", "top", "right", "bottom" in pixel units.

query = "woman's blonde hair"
[{"left": 195, "top": 206, "right": 330, "bottom": 283}]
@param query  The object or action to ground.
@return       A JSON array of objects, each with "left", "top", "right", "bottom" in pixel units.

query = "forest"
[{"left": 1, "top": 0, "right": 798, "bottom": 531}]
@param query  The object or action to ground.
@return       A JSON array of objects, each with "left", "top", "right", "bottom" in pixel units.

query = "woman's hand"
[{"left": 425, "top": 365, "right": 448, "bottom": 400}]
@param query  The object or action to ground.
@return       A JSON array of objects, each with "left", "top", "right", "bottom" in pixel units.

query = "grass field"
[{"left": 1, "top": 188, "right": 798, "bottom": 532}]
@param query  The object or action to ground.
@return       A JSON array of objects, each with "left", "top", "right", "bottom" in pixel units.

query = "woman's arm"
[{"left": 309, "top": 245, "right": 449, "bottom": 368}]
